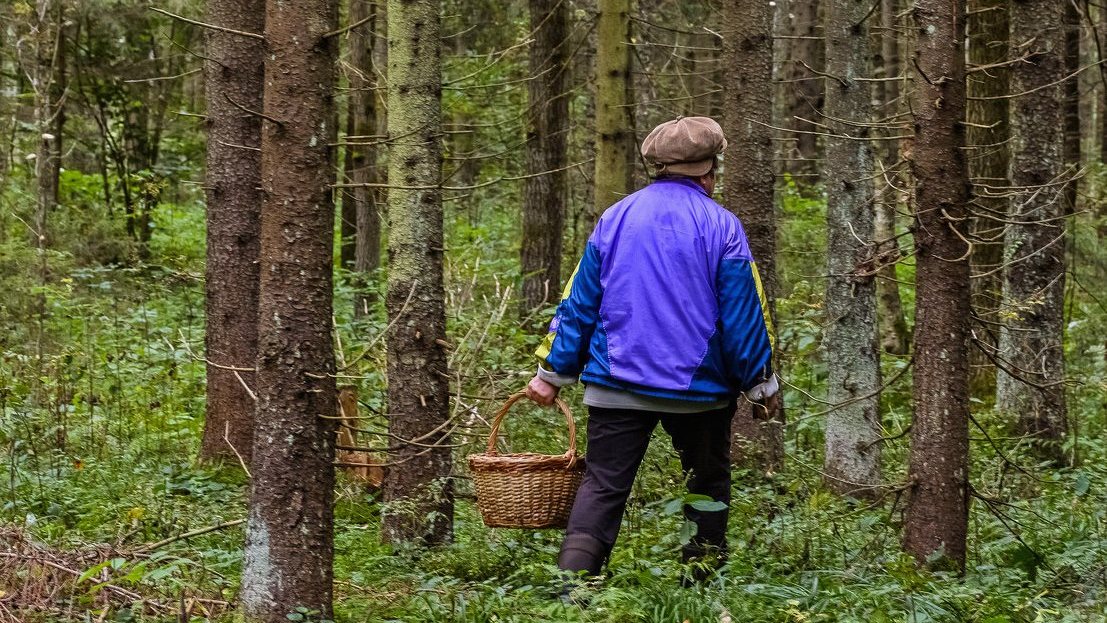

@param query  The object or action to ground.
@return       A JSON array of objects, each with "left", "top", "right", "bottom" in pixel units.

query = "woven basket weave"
[{"left": 468, "top": 392, "right": 585, "bottom": 529}]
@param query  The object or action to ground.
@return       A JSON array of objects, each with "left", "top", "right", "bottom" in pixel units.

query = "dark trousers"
[{"left": 564, "top": 404, "right": 734, "bottom": 563}]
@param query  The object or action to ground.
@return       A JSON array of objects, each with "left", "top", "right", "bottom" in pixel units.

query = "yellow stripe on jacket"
[{"left": 750, "top": 261, "right": 776, "bottom": 354}]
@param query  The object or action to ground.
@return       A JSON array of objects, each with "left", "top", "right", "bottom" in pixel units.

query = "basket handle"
[{"left": 485, "top": 391, "right": 578, "bottom": 468}]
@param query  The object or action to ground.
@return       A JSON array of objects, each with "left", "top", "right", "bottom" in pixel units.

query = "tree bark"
[
  {"left": 995, "top": 0, "right": 1068, "bottom": 464},
  {"left": 1062, "top": 0, "right": 1080, "bottom": 217},
  {"left": 781, "top": 0, "right": 823, "bottom": 182},
  {"left": 120, "top": 19, "right": 167, "bottom": 250},
  {"left": 0, "top": 23, "right": 12, "bottom": 177},
  {"left": 723, "top": 0, "right": 784, "bottom": 475},
  {"left": 594, "top": 0, "right": 634, "bottom": 216},
  {"left": 338, "top": 0, "right": 362, "bottom": 272},
  {"left": 1102, "top": 1, "right": 1107, "bottom": 166},
  {"left": 344, "top": 0, "right": 382, "bottom": 316},
  {"left": 903, "top": 0, "right": 972, "bottom": 572},
  {"left": 240, "top": 0, "right": 339, "bottom": 618},
  {"left": 821, "top": 0, "right": 882, "bottom": 497},
  {"left": 199, "top": 0, "right": 264, "bottom": 465},
  {"left": 875, "top": 0, "right": 910, "bottom": 356},
  {"left": 965, "top": 0, "right": 1009, "bottom": 397},
  {"left": 383, "top": 0, "right": 454, "bottom": 545},
  {"left": 32, "top": 0, "right": 65, "bottom": 252},
  {"left": 520, "top": 0, "right": 569, "bottom": 313}
]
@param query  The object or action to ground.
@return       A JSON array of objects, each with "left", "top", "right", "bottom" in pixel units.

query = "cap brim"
[{"left": 660, "top": 159, "right": 715, "bottom": 177}]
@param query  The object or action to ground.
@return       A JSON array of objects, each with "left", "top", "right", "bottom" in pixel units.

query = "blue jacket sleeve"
[
  {"left": 535, "top": 241, "right": 603, "bottom": 377},
  {"left": 717, "top": 257, "right": 775, "bottom": 393}
]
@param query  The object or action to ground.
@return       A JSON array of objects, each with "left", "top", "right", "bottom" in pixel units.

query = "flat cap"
[{"left": 641, "top": 116, "right": 728, "bottom": 177}]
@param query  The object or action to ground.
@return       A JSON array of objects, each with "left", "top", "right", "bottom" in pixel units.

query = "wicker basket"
[{"left": 468, "top": 392, "right": 585, "bottom": 529}]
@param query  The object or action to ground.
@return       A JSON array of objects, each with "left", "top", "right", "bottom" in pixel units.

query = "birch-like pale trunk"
[
  {"left": 594, "top": 0, "right": 634, "bottom": 216},
  {"left": 821, "top": 0, "right": 882, "bottom": 496},
  {"left": 382, "top": 0, "right": 454, "bottom": 545}
]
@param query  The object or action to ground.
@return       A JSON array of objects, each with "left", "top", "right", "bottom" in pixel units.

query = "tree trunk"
[
  {"left": 240, "top": 0, "right": 339, "bottom": 618},
  {"left": 965, "top": 0, "right": 1009, "bottom": 398},
  {"left": 382, "top": 0, "right": 454, "bottom": 545},
  {"left": 121, "top": 21, "right": 165, "bottom": 250},
  {"left": 520, "top": 0, "right": 570, "bottom": 313},
  {"left": 199, "top": 0, "right": 264, "bottom": 465},
  {"left": 1102, "top": 1, "right": 1107, "bottom": 166},
  {"left": 344, "top": 0, "right": 382, "bottom": 316},
  {"left": 875, "top": 0, "right": 910, "bottom": 356},
  {"left": 338, "top": 0, "right": 362, "bottom": 272},
  {"left": 995, "top": 0, "right": 1068, "bottom": 464},
  {"left": 821, "top": 0, "right": 882, "bottom": 497},
  {"left": 781, "top": 0, "right": 823, "bottom": 183},
  {"left": 594, "top": 0, "right": 634, "bottom": 215},
  {"left": 32, "top": 0, "right": 65, "bottom": 252},
  {"left": 1062, "top": 0, "right": 1080, "bottom": 217},
  {"left": 0, "top": 23, "right": 12, "bottom": 177},
  {"left": 903, "top": 0, "right": 972, "bottom": 572},
  {"left": 723, "top": 0, "right": 784, "bottom": 475}
]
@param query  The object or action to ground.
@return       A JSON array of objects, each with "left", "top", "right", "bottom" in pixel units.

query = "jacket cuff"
[
  {"left": 744, "top": 374, "right": 779, "bottom": 401},
  {"left": 536, "top": 364, "right": 578, "bottom": 388}
]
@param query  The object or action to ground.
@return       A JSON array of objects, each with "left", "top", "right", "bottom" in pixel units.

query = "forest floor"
[{"left": 3, "top": 188, "right": 1107, "bottom": 622}]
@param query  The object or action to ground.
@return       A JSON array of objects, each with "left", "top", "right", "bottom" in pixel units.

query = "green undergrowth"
[{"left": 2, "top": 176, "right": 1107, "bottom": 622}]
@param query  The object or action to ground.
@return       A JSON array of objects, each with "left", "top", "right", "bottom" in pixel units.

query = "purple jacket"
[{"left": 536, "top": 177, "right": 775, "bottom": 402}]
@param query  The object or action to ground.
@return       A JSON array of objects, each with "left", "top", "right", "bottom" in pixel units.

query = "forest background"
[{"left": 2, "top": 0, "right": 1107, "bottom": 621}]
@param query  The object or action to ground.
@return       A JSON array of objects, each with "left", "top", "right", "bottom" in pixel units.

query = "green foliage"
[
  {"left": 5, "top": 173, "right": 1107, "bottom": 621},
  {"left": 3, "top": 4, "right": 1107, "bottom": 621}
]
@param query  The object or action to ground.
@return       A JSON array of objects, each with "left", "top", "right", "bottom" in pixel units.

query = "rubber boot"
[
  {"left": 554, "top": 533, "right": 608, "bottom": 603},
  {"left": 557, "top": 533, "right": 607, "bottom": 575},
  {"left": 680, "top": 540, "right": 728, "bottom": 587}
]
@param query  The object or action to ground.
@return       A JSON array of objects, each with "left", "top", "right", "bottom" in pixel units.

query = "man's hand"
[
  {"left": 525, "top": 376, "right": 559, "bottom": 406},
  {"left": 750, "top": 391, "right": 781, "bottom": 422}
]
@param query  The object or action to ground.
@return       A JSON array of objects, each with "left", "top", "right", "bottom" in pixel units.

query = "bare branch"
[{"left": 148, "top": 7, "right": 264, "bottom": 40}]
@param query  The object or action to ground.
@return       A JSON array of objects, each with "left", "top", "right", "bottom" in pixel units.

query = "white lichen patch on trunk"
[{"left": 240, "top": 509, "right": 276, "bottom": 615}]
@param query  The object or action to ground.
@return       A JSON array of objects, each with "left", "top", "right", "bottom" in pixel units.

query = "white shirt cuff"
[{"left": 536, "top": 364, "right": 578, "bottom": 388}]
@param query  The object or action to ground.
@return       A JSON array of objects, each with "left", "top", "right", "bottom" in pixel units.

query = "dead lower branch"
[{"left": 148, "top": 7, "right": 264, "bottom": 40}]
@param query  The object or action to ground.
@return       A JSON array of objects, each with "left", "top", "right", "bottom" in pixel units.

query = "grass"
[{"left": 1, "top": 176, "right": 1106, "bottom": 622}]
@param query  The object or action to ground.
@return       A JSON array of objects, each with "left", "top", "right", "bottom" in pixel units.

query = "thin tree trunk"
[
  {"left": 121, "top": 20, "right": 164, "bottom": 250},
  {"left": 723, "top": 0, "right": 784, "bottom": 475},
  {"left": 966, "top": 0, "right": 1009, "bottom": 398},
  {"left": 382, "top": 0, "right": 454, "bottom": 545},
  {"left": 1, "top": 23, "right": 16, "bottom": 178},
  {"left": 875, "top": 0, "right": 910, "bottom": 356},
  {"left": 28, "top": 0, "right": 64, "bottom": 370},
  {"left": 240, "top": 0, "right": 339, "bottom": 618},
  {"left": 903, "top": 0, "right": 972, "bottom": 572},
  {"left": 782, "top": 0, "right": 823, "bottom": 183},
  {"left": 199, "top": 0, "right": 264, "bottom": 465},
  {"left": 995, "top": 0, "right": 1068, "bottom": 464},
  {"left": 32, "top": 0, "right": 65, "bottom": 252},
  {"left": 1063, "top": 0, "right": 1080, "bottom": 216},
  {"left": 1102, "top": 0, "right": 1107, "bottom": 166},
  {"left": 339, "top": 0, "right": 361, "bottom": 273},
  {"left": 521, "top": 0, "right": 570, "bottom": 313},
  {"left": 594, "top": 0, "right": 634, "bottom": 216},
  {"left": 345, "top": 0, "right": 382, "bottom": 316},
  {"left": 821, "top": 0, "right": 882, "bottom": 496}
]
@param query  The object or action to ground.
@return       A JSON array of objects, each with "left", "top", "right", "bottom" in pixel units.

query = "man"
[{"left": 525, "top": 116, "right": 778, "bottom": 579}]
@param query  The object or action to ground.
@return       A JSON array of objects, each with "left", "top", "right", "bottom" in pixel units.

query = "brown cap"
[{"left": 641, "top": 116, "right": 728, "bottom": 177}]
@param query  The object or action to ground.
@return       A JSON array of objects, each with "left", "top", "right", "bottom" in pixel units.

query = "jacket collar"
[{"left": 652, "top": 176, "right": 709, "bottom": 197}]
